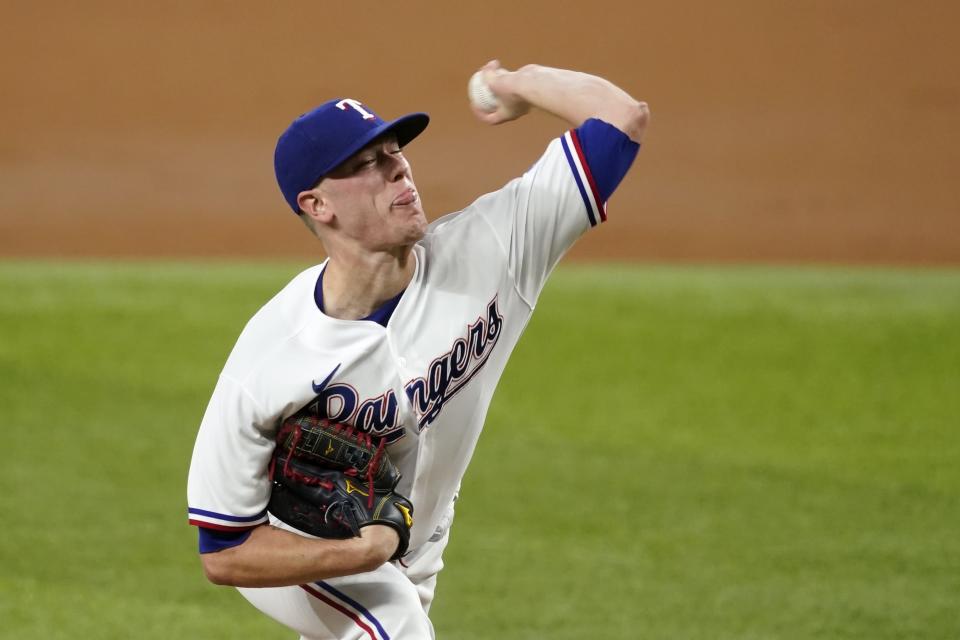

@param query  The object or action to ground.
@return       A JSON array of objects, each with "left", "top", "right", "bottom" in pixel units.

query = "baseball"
[{"left": 468, "top": 70, "right": 500, "bottom": 113}]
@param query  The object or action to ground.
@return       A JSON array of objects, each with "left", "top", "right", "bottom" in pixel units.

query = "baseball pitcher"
[{"left": 187, "top": 60, "right": 649, "bottom": 639}]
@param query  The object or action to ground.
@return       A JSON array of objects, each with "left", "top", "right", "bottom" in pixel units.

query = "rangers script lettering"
[
  {"left": 307, "top": 378, "right": 403, "bottom": 441},
  {"left": 306, "top": 297, "right": 504, "bottom": 439},
  {"left": 406, "top": 297, "right": 503, "bottom": 430}
]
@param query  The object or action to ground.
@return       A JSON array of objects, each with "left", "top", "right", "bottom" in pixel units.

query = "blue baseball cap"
[{"left": 274, "top": 98, "right": 430, "bottom": 213}]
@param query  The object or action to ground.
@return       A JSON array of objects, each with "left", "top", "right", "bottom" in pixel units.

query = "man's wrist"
[
  {"left": 359, "top": 525, "right": 401, "bottom": 568},
  {"left": 495, "top": 64, "right": 540, "bottom": 103}
]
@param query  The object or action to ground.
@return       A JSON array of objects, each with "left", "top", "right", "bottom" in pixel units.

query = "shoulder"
[
  {"left": 220, "top": 263, "right": 324, "bottom": 379},
  {"left": 420, "top": 185, "right": 518, "bottom": 249}
]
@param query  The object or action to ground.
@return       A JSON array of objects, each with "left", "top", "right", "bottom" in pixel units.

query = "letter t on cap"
[{"left": 336, "top": 99, "right": 376, "bottom": 120}]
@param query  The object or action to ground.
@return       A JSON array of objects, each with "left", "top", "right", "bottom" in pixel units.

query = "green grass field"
[{"left": 1, "top": 261, "right": 957, "bottom": 639}]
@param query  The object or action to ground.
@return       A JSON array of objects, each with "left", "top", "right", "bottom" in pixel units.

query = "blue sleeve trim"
[
  {"left": 199, "top": 527, "right": 252, "bottom": 554},
  {"left": 560, "top": 133, "right": 600, "bottom": 227},
  {"left": 188, "top": 506, "right": 266, "bottom": 523},
  {"left": 572, "top": 118, "right": 640, "bottom": 203}
]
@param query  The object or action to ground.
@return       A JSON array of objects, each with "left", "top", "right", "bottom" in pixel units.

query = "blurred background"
[
  {"left": 2, "top": 2, "right": 959, "bottom": 639},
  {"left": 2, "top": 0, "right": 958, "bottom": 263}
]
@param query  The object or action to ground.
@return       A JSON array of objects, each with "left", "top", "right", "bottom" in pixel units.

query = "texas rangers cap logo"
[
  {"left": 336, "top": 99, "right": 376, "bottom": 120},
  {"left": 274, "top": 98, "right": 430, "bottom": 214}
]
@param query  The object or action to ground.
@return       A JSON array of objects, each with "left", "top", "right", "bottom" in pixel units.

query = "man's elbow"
[
  {"left": 617, "top": 100, "right": 650, "bottom": 144},
  {"left": 201, "top": 552, "right": 237, "bottom": 586}
]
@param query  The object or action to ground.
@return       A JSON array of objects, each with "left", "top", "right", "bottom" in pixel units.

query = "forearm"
[
  {"left": 201, "top": 524, "right": 395, "bottom": 587},
  {"left": 492, "top": 64, "right": 649, "bottom": 142}
]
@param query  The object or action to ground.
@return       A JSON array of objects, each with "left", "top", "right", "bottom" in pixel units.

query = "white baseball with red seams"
[{"left": 468, "top": 71, "right": 500, "bottom": 113}]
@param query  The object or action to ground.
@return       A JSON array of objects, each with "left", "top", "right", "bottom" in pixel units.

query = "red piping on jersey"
[
  {"left": 300, "top": 583, "right": 379, "bottom": 640},
  {"left": 188, "top": 520, "right": 259, "bottom": 532},
  {"left": 568, "top": 129, "right": 607, "bottom": 222}
]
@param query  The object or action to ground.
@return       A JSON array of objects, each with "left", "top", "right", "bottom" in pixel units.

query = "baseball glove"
[{"left": 267, "top": 414, "right": 413, "bottom": 560}]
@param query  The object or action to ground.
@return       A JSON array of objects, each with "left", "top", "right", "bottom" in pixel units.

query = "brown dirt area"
[{"left": 2, "top": 1, "right": 958, "bottom": 265}]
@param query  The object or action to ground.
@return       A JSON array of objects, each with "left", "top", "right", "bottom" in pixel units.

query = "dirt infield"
[{"left": 2, "top": 1, "right": 958, "bottom": 264}]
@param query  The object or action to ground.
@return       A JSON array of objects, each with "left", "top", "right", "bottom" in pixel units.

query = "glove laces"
[{"left": 273, "top": 417, "right": 387, "bottom": 509}]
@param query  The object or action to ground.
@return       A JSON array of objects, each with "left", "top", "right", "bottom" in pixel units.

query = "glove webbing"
[{"left": 273, "top": 419, "right": 387, "bottom": 509}]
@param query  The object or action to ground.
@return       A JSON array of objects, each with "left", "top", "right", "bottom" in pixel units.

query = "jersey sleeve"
[
  {"left": 198, "top": 527, "right": 252, "bottom": 554},
  {"left": 476, "top": 118, "right": 639, "bottom": 304},
  {"left": 186, "top": 374, "right": 274, "bottom": 536}
]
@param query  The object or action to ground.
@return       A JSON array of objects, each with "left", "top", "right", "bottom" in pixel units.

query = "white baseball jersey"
[{"left": 187, "top": 119, "right": 639, "bottom": 556}]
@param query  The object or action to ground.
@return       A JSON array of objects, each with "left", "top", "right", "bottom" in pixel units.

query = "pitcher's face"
[{"left": 317, "top": 134, "right": 427, "bottom": 250}]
